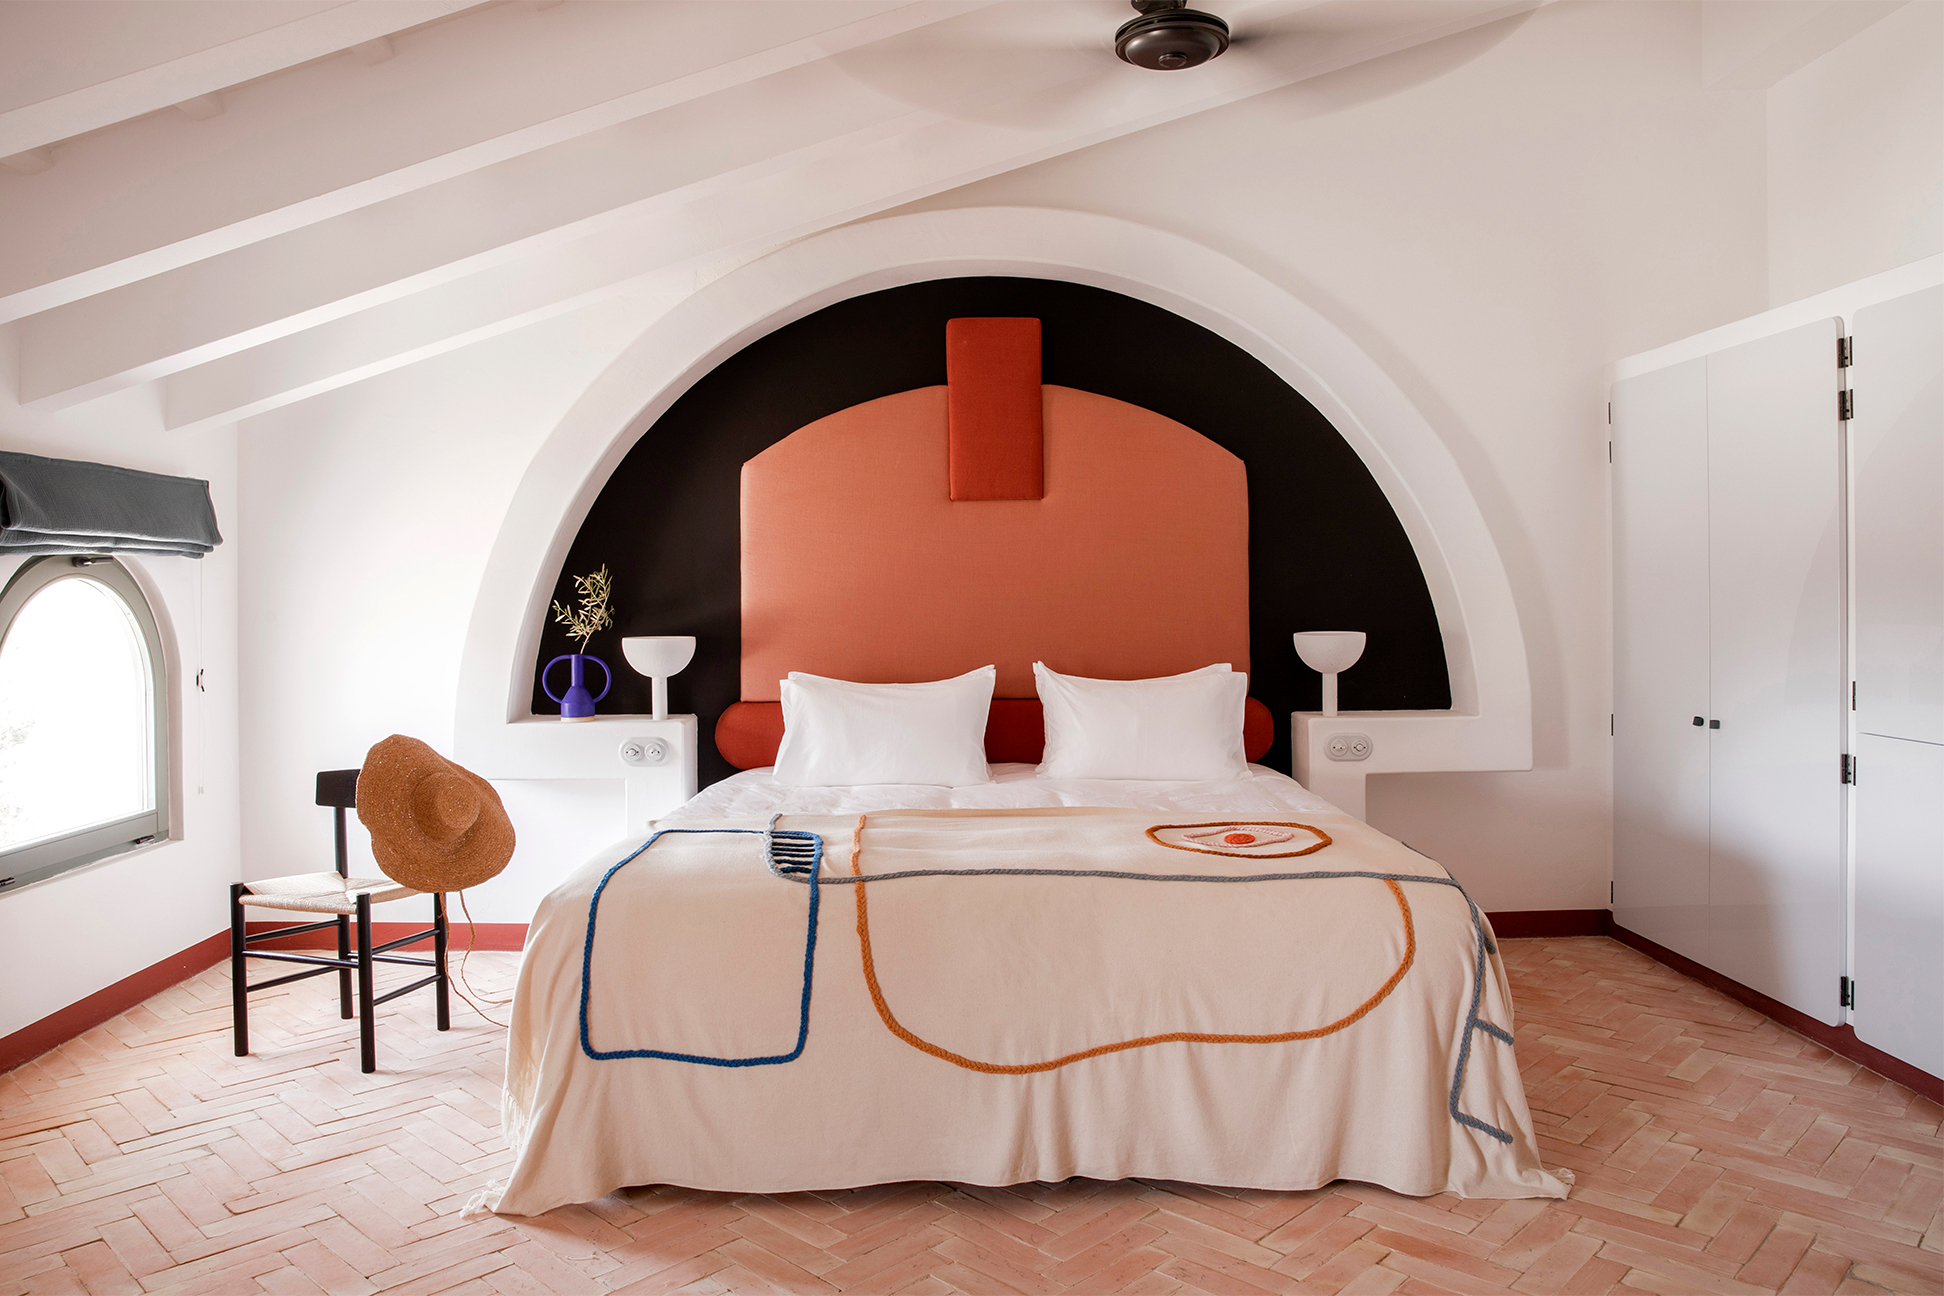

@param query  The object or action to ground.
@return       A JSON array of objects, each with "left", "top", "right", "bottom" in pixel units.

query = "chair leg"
[
  {"left": 356, "top": 893, "right": 376, "bottom": 1074},
  {"left": 336, "top": 914, "right": 353, "bottom": 1020},
  {"left": 433, "top": 893, "right": 451, "bottom": 1032},
  {"left": 230, "top": 883, "right": 249, "bottom": 1057}
]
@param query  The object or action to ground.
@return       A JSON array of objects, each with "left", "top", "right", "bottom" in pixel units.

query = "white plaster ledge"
[
  {"left": 1293, "top": 710, "right": 1528, "bottom": 821},
  {"left": 469, "top": 714, "right": 696, "bottom": 834}
]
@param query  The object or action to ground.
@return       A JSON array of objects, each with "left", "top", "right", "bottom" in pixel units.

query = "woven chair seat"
[{"left": 239, "top": 872, "right": 418, "bottom": 915}]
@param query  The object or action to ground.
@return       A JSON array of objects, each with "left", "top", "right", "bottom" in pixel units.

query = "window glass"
[{"left": 0, "top": 574, "right": 156, "bottom": 852}]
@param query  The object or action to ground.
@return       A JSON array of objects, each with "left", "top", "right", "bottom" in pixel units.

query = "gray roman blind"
[{"left": 0, "top": 451, "right": 223, "bottom": 558}]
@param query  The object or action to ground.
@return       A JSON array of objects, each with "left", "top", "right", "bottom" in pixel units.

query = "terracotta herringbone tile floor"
[{"left": 2, "top": 937, "right": 1939, "bottom": 1295}]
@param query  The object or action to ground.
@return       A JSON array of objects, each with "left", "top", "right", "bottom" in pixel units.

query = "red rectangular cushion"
[
  {"left": 946, "top": 317, "right": 1043, "bottom": 501},
  {"left": 716, "top": 698, "right": 1273, "bottom": 771}
]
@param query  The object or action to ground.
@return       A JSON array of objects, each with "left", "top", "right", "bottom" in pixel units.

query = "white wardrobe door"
[
  {"left": 1850, "top": 287, "right": 1943, "bottom": 1075},
  {"left": 1851, "top": 733, "right": 1944, "bottom": 1075},
  {"left": 1706, "top": 317, "right": 1846, "bottom": 1027},
  {"left": 1854, "top": 287, "right": 1943, "bottom": 746},
  {"left": 1611, "top": 359, "right": 1711, "bottom": 962}
]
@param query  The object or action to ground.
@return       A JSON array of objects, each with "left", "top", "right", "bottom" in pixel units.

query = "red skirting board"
[{"left": 7, "top": 914, "right": 1937, "bottom": 1104}]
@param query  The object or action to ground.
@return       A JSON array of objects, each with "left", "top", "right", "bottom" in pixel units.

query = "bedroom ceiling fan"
[{"left": 1113, "top": 0, "right": 1232, "bottom": 71}]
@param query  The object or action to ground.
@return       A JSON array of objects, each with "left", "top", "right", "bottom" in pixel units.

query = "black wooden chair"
[{"left": 230, "top": 769, "right": 450, "bottom": 1073}]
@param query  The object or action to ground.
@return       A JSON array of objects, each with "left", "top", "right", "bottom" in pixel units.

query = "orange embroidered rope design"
[
  {"left": 847, "top": 815, "right": 1416, "bottom": 1075},
  {"left": 1144, "top": 820, "right": 1333, "bottom": 858}
]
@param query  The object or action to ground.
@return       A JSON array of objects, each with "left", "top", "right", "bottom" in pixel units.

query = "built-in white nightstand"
[{"left": 458, "top": 713, "right": 697, "bottom": 835}]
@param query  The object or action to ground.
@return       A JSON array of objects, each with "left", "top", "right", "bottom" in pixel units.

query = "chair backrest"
[
  {"left": 315, "top": 770, "right": 358, "bottom": 809},
  {"left": 316, "top": 769, "right": 359, "bottom": 878}
]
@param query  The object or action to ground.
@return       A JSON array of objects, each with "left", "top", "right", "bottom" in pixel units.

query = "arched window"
[{"left": 0, "top": 557, "right": 170, "bottom": 890}]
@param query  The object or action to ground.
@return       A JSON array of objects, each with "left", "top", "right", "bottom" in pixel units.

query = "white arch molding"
[{"left": 454, "top": 207, "right": 1532, "bottom": 821}]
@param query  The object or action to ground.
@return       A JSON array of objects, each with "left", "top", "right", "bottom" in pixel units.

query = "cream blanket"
[{"left": 481, "top": 809, "right": 1565, "bottom": 1216}]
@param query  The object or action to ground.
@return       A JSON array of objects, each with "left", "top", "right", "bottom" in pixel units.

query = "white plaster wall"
[
  {"left": 895, "top": 0, "right": 1769, "bottom": 911},
  {"left": 236, "top": 294, "right": 667, "bottom": 924},
  {"left": 232, "top": 0, "right": 1776, "bottom": 919},
  {"left": 0, "top": 331, "right": 241, "bottom": 1038},
  {"left": 1767, "top": 1, "right": 1944, "bottom": 307}
]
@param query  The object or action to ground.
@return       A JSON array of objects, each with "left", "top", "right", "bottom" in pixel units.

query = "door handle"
[
  {"left": 1709, "top": 719, "right": 1720, "bottom": 729},
  {"left": 1693, "top": 716, "right": 1704, "bottom": 726}
]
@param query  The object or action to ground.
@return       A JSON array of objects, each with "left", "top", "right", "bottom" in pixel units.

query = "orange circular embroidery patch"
[{"left": 1145, "top": 821, "right": 1332, "bottom": 859}]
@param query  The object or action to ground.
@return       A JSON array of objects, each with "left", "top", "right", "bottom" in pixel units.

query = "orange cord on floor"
[{"left": 448, "top": 889, "right": 512, "bottom": 1028}]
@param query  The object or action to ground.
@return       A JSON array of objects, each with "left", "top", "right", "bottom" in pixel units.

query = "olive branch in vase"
[{"left": 551, "top": 564, "right": 615, "bottom": 652}]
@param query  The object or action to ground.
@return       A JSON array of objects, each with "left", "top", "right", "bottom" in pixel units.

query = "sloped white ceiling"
[{"left": 0, "top": 0, "right": 1558, "bottom": 431}]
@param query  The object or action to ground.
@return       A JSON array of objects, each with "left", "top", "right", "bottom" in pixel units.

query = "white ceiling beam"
[
  {"left": 162, "top": 245, "right": 711, "bottom": 434},
  {"left": 155, "top": 0, "right": 1545, "bottom": 431},
  {"left": 0, "top": 2, "right": 983, "bottom": 325},
  {"left": 0, "top": 0, "right": 480, "bottom": 159},
  {"left": 0, "top": 148, "right": 53, "bottom": 176},
  {"left": 18, "top": 58, "right": 965, "bottom": 408},
  {"left": 171, "top": 93, "right": 226, "bottom": 122},
  {"left": 351, "top": 36, "right": 396, "bottom": 66}
]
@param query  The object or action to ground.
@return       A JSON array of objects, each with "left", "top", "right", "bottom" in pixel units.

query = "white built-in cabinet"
[
  {"left": 1613, "top": 319, "right": 1846, "bottom": 1027},
  {"left": 1850, "top": 287, "right": 1943, "bottom": 1078},
  {"left": 1613, "top": 282, "right": 1943, "bottom": 1075}
]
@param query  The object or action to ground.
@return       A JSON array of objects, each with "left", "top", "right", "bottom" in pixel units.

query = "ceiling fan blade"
[
  {"left": 1215, "top": 0, "right": 1534, "bottom": 102},
  {"left": 1224, "top": 1, "right": 1529, "bottom": 61},
  {"left": 824, "top": 1, "right": 1128, "bottom": 125}
]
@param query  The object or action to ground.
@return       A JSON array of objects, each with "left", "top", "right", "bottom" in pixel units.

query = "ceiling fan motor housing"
[{"left": 1116, "top": 0, "right": 1231, "bottom": 71}]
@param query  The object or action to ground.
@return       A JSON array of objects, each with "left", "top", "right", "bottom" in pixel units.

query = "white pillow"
[
  {"left": 1034, "top": 662, "right": 1250, "bottom": 781},
  {"left": 773, "top": 667, "right": 995, "bottom": 787}
]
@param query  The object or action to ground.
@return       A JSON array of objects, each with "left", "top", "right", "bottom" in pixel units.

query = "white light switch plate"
[
  {"left": 619, "top": 736, "right": 670, "bottom": 767},
  {"left": 1326, "top": 733, "right": 1373, "bottom": 761}
]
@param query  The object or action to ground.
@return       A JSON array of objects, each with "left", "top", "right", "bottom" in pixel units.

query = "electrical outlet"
[
  {"left": 1326, "top": 733, "right": 1372, "bottom": 761},
  {"left": 619, "top": 737, "right": 670, "bottom": 767}
]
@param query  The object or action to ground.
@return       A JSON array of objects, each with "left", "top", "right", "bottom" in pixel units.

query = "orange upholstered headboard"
[{"left": 717, "top": 316, "right": 1257, "bottom": 768}]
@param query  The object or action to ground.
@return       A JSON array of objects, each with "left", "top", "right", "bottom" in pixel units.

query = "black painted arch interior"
[{"left": 536, "top": 276, "right": 1451, "bottom": 788}]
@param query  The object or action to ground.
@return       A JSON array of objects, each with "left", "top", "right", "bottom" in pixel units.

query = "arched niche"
[
  {"left": 455, "top": 207, "right": 1531, "bottom": 811},
  {"left": 534, "top": 275, "right": 1449, "bottom": 785}
]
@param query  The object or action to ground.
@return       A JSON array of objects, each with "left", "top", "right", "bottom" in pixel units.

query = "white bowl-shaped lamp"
[
  {"left": 1293, "top": 631, "right": 1366, "bottom": 718},
  {"left": 621, "top": 636, "right": 696, "bottom": 720}
]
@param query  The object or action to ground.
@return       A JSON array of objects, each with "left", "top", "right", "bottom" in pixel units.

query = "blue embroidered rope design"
[{"left": 577, "top": 822, "right": 824, "bottom": 1066}]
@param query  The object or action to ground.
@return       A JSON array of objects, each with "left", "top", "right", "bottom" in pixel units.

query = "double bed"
[{"left": 476, "top": 317, "right": 1565, "bottom": 1216}]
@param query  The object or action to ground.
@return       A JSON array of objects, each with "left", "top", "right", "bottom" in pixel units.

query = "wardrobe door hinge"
[
  {"left": 1840, "top": 976, "right": 1854, "bottom": 1009},
  {"left": 1842, "top": 754, "right": 1856, "bottom": 785},
  {"left": 1838, "top": 336, "right": 1853, "bottom": 368},
  {"left": 1839, "top": 389, "right": 1854, "bottom": 421}
]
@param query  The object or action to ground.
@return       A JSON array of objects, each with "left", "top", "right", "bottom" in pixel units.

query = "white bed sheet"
[
  {"left": 660, "top": 761, "right": 1345, "bottom": 821},
  {"left": 486, "top": 793, "right": 1568, "bottom": 1213}
]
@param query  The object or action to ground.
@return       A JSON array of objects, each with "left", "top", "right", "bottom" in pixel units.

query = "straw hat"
[{"left": 355, "top": 735, "right": 514, "bottom": 893}]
